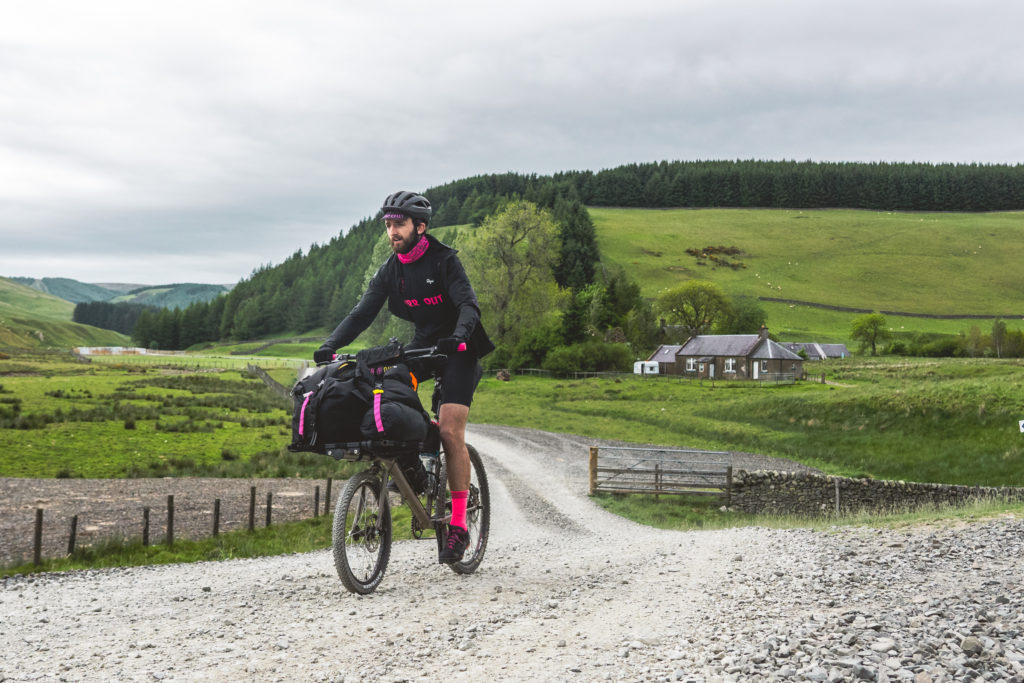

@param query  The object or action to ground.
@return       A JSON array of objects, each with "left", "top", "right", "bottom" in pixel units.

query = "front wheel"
[
  {"left": 333, "top": 470, "right": 391, "bottom": 594},
  {"left": 437, "top": 443, "right": 490, "bottom": 575}
]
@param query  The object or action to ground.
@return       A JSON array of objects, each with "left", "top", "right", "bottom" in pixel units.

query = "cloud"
[{"left": 1, "top": 0, "right": 1023, "bottom": 283}]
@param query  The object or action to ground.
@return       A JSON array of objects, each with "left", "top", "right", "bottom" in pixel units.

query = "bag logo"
[{"left": 426, "top": 278, "right": 435, "bottom": 284}]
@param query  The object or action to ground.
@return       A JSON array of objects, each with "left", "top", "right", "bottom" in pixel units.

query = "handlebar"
[{"left": 316, "top": 344, "right": 447, "bottom": 368}]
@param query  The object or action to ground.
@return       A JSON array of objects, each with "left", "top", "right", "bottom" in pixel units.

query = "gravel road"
[{"left": 2, "top": 425, "right": 1022, "bottom": 682}]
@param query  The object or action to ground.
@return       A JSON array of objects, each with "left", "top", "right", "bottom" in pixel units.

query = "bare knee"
[{"left": 439, "top": 421, "right": 463, "bottom": 448}]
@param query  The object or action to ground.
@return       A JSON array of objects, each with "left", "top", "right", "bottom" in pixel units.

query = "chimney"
[{"left": 759, "top": 324, "right": 769, "bottom": 340}]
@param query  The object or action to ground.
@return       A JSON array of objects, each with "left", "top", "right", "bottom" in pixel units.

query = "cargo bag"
[
  {"left": 288, "top": 359, "right": 371, "bottom": 451},
  {"left": 360, "top": 363, "right": 431, "bottom": 442}
]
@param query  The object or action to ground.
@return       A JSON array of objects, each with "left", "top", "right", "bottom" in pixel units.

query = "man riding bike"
[{"left": 314, "top": 190, "right": 494, "bottom": 564}]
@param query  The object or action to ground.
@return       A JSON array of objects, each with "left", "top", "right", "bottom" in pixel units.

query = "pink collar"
[{"left": 397, "top": 235, "right": 429, "bottom": 264}]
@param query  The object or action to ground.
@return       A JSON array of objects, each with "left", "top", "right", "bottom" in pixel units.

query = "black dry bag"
[{"left": 359, "top": 363, "right": 431, "bottom": 442}]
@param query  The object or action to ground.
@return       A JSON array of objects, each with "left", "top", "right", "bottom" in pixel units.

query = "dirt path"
[{"left": 1, "top": 426, "right": 1021, "bottom": 682}]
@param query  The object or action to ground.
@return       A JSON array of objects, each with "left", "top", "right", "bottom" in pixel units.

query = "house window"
[
  {"left": 686, "top": 358, "right": 696, "bottom": 372},
  {"left": 760, "top": 360, "right": 768, "bottom": 372},
  {"left": 698, "top": 363, "right": 705, "bottom": 373},
  {"left": 724, "top": 358, "right": 736, "bottom": 373}
]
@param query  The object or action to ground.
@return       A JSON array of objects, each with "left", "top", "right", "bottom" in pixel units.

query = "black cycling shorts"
[{"left": 436, "top": 351, "right": 484, "bottom": 409}]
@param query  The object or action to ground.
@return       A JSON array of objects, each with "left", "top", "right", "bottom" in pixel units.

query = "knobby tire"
[{"left": 333, "top": 470, "right": 391, "bottom": 594}]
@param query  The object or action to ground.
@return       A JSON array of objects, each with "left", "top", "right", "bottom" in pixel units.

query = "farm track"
[{"left": 1, "top": 426, "right": 1021, "bottom": 681}]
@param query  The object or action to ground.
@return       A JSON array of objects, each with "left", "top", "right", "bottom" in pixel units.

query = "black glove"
[
  {"left": 435, "top": 337, "right": 466, "bottom": 355},
  {"left": 313, "top": 346, "right": 335, "bottom": 364}
]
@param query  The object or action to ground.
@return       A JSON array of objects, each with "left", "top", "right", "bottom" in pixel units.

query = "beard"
[{"left": 391, "top": 231, "right": 421, "bottom": 255}]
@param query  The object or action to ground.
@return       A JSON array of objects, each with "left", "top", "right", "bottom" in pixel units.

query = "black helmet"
[{"left": 381, "top": 191, "right": 432, "bottom": 221}]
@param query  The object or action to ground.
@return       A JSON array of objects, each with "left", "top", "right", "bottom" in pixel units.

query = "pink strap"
[
  {"left": 298, "top": 392, "right": 312, "bottom": 436},
  {"left": 373, "top": 390, "right": 384, "bottom": 433}
]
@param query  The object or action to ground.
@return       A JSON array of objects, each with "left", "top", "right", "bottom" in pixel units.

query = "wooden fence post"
[
  {"left": 324, "top": 478, "right": 332, "bottom": 516},
  {"left": 725, "top": 465, "right": 733, "bottom": 507},
  {"left": 654, "top": 463, "right": 661, "bottom": 499},
  {"left": 589, "top": 447, "right": 598, "bottom": 495},
  {"left": 213, "top": 499, "right": 221, "bottom": 537},
  {"left": 143, "top": 507, "right": 150, "bottom": 546},
  {"left": 266, "top": 492, "right": 272, "bottom": 527},
  {"left": 249, "top": 486, "right": 256, "bottom": 532},
  {"left": 167, "top": 495, "right": 174, "bottom": 547},
  {"left": 68, "top": 515, "right": 78, "bottom": 556},
  {"left": 314, "top": 486, "right": 320, "bottom": 518},
  {"left": 33, "top": 508, "right": 43, "bottom": 566}
]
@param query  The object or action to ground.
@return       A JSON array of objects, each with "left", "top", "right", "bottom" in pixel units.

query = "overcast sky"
[{"left": 2, "top": 1, "right": 1022, "bottom": 285}]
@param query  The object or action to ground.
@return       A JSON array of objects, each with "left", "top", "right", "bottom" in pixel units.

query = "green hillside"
[
  {"left": 0, "top": 278, "right": 129, "bottom": 348},
  {"left": 111, "top": 283, "right": 229, "bottom": 309},
  {"left": 8, "top": 277, "right": 120, "bottom": 303},
  {"left": 5, "top": 276, "right": 231, "bottom": 310},
  {"left": 592, "top": 207, "right": 1024, "bottom": 342},
  {"left": 0, "top": 277, "right": 75, "bottom": 321}
]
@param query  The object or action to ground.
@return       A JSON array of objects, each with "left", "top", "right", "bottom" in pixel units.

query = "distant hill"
[
  {"left": 5, "top": 277, "right": 230, "bottom": 309},
  {"left": 9, "top": 277, "right": 120, "bottom": 304},
  {"left": 110, "top": 283, "right": 230, "bottom": 309},
  {"left": 1, "top": 277, "right": 76, "bottom": 320},
  {"left": 0, "top": 277, "right": 129, "bottom": 348}
]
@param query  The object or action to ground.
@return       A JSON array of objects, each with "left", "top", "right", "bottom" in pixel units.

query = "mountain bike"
[{"left": 317, "top": 345, "right": 490, "bottom": 595}]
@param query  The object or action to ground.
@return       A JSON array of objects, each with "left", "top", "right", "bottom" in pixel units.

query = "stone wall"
[{"left": 729, "top": 470, "right": 1024, "bottom": 517}]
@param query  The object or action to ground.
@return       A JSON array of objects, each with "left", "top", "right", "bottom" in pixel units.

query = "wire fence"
[{"left": 14, "top": 480, "right": 338, "bottom": 568}]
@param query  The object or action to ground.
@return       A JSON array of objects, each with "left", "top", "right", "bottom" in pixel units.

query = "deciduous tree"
[
  {"left": 851, "top": 313, "right": 891, "bottom": 356},
  {"left": 462, "top": 201, "right": 562, "bottom": 346},
  {"left": 656, "top": 280, "right": 731, "bottom": 338}
]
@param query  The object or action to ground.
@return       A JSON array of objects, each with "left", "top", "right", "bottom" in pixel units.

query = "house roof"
[
  {"left": 679, "top": 334, "right": 761, "bottom": 357},
  {"left": 783, "top": 342, "right": 850, "bottom": 359},
  {"left": 648, "top": 345, "right": 683, "bottom": 362},
  {"left": 820, "top": 344, "right": 850, "bottom": 358},
  {"left": 679, "top": 334, "right": 803, "bottom": 361},
  {"left": 748, "top": 339, "right": 803, "bottom": 361}
]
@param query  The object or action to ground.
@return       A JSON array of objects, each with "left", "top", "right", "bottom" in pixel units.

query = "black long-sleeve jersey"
[{"left": 323, "top": 234, "right": 494, "bottom": 357}]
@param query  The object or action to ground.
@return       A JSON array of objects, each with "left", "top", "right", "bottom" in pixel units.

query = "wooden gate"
[{"left": 588, "top": 446, "right": 733, "bottom": 502}]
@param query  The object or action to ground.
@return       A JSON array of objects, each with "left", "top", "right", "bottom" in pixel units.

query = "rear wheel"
[
  {"left": 333, "top": 470, "right": 391, "bottom": 594},
  {"left": 437, "top": 444, "right": 490, "bottom": 574}
]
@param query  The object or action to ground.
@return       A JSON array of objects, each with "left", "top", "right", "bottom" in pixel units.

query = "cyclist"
[{"left": 314, "top": 190, "right": 494, "bottom": 563}]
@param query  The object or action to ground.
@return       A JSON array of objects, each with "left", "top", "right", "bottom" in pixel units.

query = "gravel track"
[{"left": 2, "top": 425, "right": 1021, "bottom": 682}]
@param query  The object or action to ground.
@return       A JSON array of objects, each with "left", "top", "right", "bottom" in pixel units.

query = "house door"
[
  {"left": 753, "top": 362, "right": 759, "bottom": 380},
  {"left": 709, "top": 364, "right": 715, "bottom": 379}
]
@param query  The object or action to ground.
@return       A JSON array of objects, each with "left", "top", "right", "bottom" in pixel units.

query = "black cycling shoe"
[
  {"left": 439, "top": 525, "right": 470, "bottom": 564},
  {"left": 387, "top": 464, "right": 429, "bottom": 496}
]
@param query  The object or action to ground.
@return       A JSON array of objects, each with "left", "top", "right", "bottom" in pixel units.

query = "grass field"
[
  {"left": 591, "top": 207, "right": 1024, "bottom": 343},
  {"left": 0, "top": 353, "right": 313, "bottom": 478},
  {"left": 43, "top": 352, "right": 1020, "bottom": 488},
  {"left": 5, "top": 350, "right": 1023, "bottom": 573},
  {"left": 469, "top": 357, "right": 1024, "bottom": 488}
]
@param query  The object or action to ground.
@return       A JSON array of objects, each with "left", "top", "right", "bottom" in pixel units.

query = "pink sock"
[{"left": 450, "top": 490, "right": 469, "bottom": 530}]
